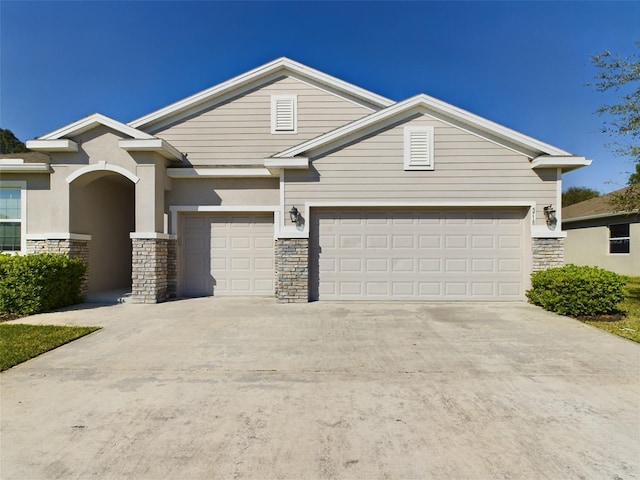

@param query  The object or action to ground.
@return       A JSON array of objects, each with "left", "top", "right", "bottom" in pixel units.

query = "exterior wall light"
[
  {"left": 544, "top": 204, "right": 556, "bottom": 224},
  {"left": 289, "top": 206, "right": 300, "bottom": 223}
]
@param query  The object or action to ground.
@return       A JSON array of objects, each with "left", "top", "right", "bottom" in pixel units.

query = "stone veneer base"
[
  {"left": 131, "top": 238, "right": 177, "bottom": 304},
  {"left": 532, "top": 237, "right": 564, "bottom": 272},
  {"left": 26, "top": 238, "right": 90, "bottom": 298},
  {"left": 276, "top": 238, "right": 309, "bottom": 303}
]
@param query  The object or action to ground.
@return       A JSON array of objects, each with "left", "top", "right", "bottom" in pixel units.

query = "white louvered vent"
[
  {"left": 404, "top": 126, "right": 434, "bottom": 170},
  {"left": 271, "top": 95, "right": 297, "bottom": 133}
]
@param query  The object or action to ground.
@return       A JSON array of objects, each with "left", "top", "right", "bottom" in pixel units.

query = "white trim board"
[
  {"left": 37, "top": 113, "right": 154, "bottom": 141},
  {"left": 130, "top": 232, "right": 177, "bottom": 240},
  {"left": 119, "top": 139, "right": 183, "bottom": 162},
  {"left": 0, "top": 163, "right": 51, "bottom": 173},
  {"left": 25, "top": 139, "right": 78, "bottom": 152},
  {"left": 25, "top": 233, "right": 92, "bottom": 241},
  {"left": 66, "top": 162, "right": 140, "bottom": 184},
  {"left": 167, "top": 168, "right": 274, "bottom": 178}
]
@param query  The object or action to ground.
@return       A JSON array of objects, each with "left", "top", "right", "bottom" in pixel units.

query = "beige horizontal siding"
[
  {"left": 156, "top": 76, "right": 373, "bottom": 166},
  {"left": 285, "top": 116, "right": 557, "bottom": 225}
]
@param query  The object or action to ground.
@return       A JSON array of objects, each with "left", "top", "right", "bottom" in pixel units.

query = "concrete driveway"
[{"left": 1, "top": 299, "right": 638, "bottom": 479}]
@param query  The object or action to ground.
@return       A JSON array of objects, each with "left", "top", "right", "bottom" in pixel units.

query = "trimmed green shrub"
[
  {"left": 526, "top": 264, "right": 628, "bottom": 316},
  {"left": 0, "top": 253, "right": 87, "bottom": 315}
]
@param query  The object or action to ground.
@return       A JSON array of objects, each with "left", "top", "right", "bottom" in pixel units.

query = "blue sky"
[{"left": 1, "top": 1, "right": 638, "bottom": 193}]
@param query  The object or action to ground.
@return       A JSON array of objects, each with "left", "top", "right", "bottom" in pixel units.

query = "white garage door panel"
[
  {"left": 311, "top": 209, "right": 526, "bottom": 301},
  {"left": 181, "top": 214, "right": 274, "bottom": 297}
]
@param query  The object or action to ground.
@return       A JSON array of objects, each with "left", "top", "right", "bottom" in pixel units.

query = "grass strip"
[{"left": 0, "top": 324, "right": 100, "bottom": 371}]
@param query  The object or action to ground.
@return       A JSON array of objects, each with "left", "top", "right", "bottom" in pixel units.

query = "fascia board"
[
  {"left": 264, "top": 157, "right": 309, "bottom": 169},
  {"left": 412, "top": 94, "right": 571, "bottom": 157},
  {"left": 281, "top": 59, "right": 394, "bottom": 109},
  {"left": 0, "top": 163, "right": 51, "bottom": 173},
  {"left": 531, "top": 155, "right": 592, "bottom": 172},
  {"left": 166, "top": 167, "right": 274, "bottom": 178},
  {"left": 562, "top": 212, "right": 637, "bottom": 224},
  {"left": 118, "top": 139, "right": 183, "bottom": 161},
  {"left": 128, "top": 57, "right": 394, "bottom": 131},
  {"left": 26, "top": 139, "right": 78, "bottom": 152},
  {"left": 274, "top": 94, "right": 573, "bottom": 159},
  {"left": 38, "top": 113, "right": 153, "bottom": 140}
]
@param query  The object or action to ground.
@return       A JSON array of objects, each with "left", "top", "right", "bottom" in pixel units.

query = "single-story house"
[
  {"left": 1, "top": 57, "right": 591, "bottom": 303},
  {"left": 563, "top": 187, "right": 639, "bottom": 276}
]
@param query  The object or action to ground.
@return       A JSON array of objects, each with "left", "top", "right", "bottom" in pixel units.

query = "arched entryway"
[{"left": 69, "top": 169, "right": 136, "bottom": 295}]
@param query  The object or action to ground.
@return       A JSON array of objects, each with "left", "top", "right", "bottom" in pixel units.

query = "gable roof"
[
  {"left": 35, "top": 113, "right": 154, "bottom": 140},
  {"left": 272, "top": 93, "right": 580, "bottom": 161},
  {"left": 27, "top": 113, "right": 183, "bottom": 161},
  {"left": 562, "top": 187, "right": 632, "bottom": 222},
  {"left": 128, "top": 57, "right": 395, "bottom": 133}
]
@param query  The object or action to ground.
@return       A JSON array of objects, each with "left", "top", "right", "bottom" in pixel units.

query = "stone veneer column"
[
  {"left": 131, "top": 237, "right": 171, "bottom": 304},
  {"left": 275, "top": 238, "right": 309, "bottom": 303},
  {"left": 26, "top": 237, "right": 90, "bottom": 298},
  {"left": 166, "top": 239, "right": 178, "bottom": 299},
  {"left": 532, "top": 237, "right": 565, "bottom": 272}
]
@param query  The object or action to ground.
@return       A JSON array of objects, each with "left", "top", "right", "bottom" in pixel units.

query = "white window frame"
[
  {"left": 404, "top": 126, "right": 434, "bottom": 171},
  {"left": 271, "top": 95, "right": 297, "bottom": 134},
  {"left": 608, "top": 223, "right": 630, "bottom": 255},
  {"left": 0, "top": 181, "right": 27, "bottom": 253}
]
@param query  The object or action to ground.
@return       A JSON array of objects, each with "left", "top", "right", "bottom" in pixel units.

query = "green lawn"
[
  {"left": 582, "top": 276, "right": 640, "bottom": 343},
  {"left": 0, "top": 324, "right": 100, "bottom": 371}
]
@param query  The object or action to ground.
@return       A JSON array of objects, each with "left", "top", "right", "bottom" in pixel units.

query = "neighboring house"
[
  {"left": 0, "top": 58, "right": 591, "bottom": 303},
  {"left": 563, "top": 188, "right": 639, "bottom": 276}
]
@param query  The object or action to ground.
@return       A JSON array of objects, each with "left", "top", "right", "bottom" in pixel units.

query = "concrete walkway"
[{"left": 1, "top": 298, "right": 639, "bottom": 479}]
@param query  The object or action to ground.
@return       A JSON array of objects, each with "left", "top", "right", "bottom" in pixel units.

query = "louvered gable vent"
[
  {"left": 271, "top": 95, "right": 297, "bottom": 133},
  {"left": 404, "top": 126, "right": 434, "bottom": 170}
]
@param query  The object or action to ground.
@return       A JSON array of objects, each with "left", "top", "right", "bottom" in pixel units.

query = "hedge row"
[
  {"left": 0, "top": 253, "right": 87, "bottom": 315},
  {"left": 526, "top": 264, "right": 627, "bottom": 316}
]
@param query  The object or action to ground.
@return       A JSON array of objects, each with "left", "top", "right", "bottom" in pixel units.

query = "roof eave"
[
  {"left": 26, "top": 139, "right": 79, "bottom": 152},
  {"left": 531, "top": 155, "right": 592, "bottom": 172},
  {"left": 118, "top": 139, "right": 184, "bottom": 162},
  {"left": 0, "top": 163, "right": 51, "bottom": 173},
  {"left": 563, "top": 211, "right": 638, "bottom": 223}
]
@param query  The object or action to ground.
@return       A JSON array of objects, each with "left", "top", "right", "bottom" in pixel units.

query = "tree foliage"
[
  {"left": 590, "top": 43, "right": 640, "bottom": 212},
  {"left": 0, "top": 128, "right": 28, "bottom": 154},
  {"left": 562, "top": 186, "right": 600, "bottom": 207},
  {"left": 628, "top": 163, "right": 640, "bottom": 184}
]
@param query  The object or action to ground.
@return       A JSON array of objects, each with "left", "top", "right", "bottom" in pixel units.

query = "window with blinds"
[
  {"left": 0, "top": 187, "right": 23, "bottom": 252},
  {"left": 404, "top": 126, "right": 434, "bottom": 170},
  {"left": 609, "top": 223, "right": 630, "bottom": 254},
  {"left": 271, "top": 95, "right": 297, "bottom": 133}
]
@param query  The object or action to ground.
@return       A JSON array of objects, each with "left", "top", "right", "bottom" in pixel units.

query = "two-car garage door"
[
  {"left": 310, "top": 208, "right": 527, "bottom": 301},
  {"left": 179, "top": 208, "right": 527, "bottom": 301}
]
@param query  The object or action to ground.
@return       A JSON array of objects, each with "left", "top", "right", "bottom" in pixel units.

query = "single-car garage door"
[
  {"left": 310, "top": 208, "right": 527, "bottom": 301},
  {"left": 181, "top": 213, "right": 274, "bottom": 297}
]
